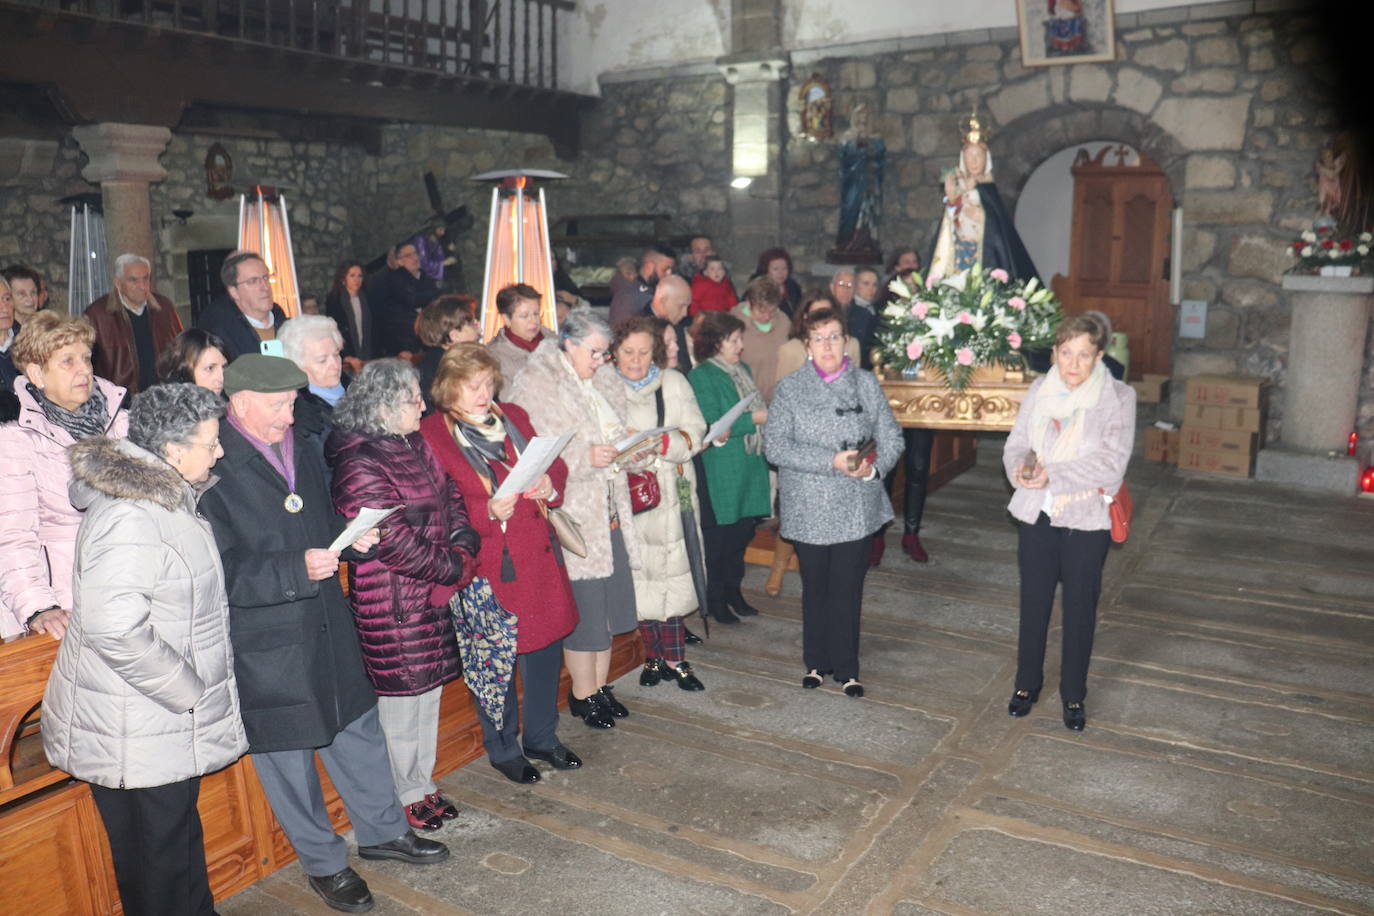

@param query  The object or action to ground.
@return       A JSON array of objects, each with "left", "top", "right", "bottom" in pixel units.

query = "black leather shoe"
[
  {"left": 492, "top": 755, "right": 541, "bottom": 783},
  {"left": 665, "top": 661, "right": 705, "bottom": 691},
  {"left": 568, "top": 690, "right": 615, "bottom": 728},
  {"left": 525, "top": 743, "right": 583, "bottom": 769},
  {"left": 307, "top": 867, "right": 374, "bottom": 913},
  {"left": 802, "top": 669, "right": 823, "bottom": 689},
  {"left": 357, "top": 830, "right": 450, "bottom": 865},
  {"left": 639, "top": 657, "right": 664, "bottom": 687},
  {"left": 709, "top": 601, "right": 740, "bottom": 624},
  {"left": 727, "top": 591, "right": 759, "bottom": 616},
  {"left": 842, "top": 679, "right": 865, "bottom": 698},
  {"left": 1008, "top": 687, "right": 1041, "bottom": 718},
  {"left": 684, "top": 626, "right": 704, "bottom": 645},
  {"left": 599, "top": 685, "right": 629, "bottom": 718},
  {"left": 1063, "top": 701, "right": 1086, "bottom": 731}
]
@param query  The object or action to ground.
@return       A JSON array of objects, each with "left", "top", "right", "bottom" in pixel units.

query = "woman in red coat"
[{"left": 420, "top": 343, "right": 582, "bottom": 784}]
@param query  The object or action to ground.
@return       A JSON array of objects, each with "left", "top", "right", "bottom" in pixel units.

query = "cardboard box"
[
  {"left": 1180, "top": 428, "right": 1257, "bottom": 454},
  {"left": 1186, "top": 374, "right": 1266, "bottom": 409},
  {"left": 1178, "top": 445, "right": 1255, "bottom": 478},
  {"left": 1217, "top": 406, "right": 1264, "bottom": 434},
  {"left": 1130, "top": 374, "right": 1172, "bottom": 404},
  {"left": 1183, "top": 404, "right": 1223, "bottom": 429},
  {"left": 1145, "top": 427, "right": 1180, "bottom": 463}
]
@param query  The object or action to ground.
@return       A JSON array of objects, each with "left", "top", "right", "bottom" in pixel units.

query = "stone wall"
[{"left": 0, "top": 138, "right": 95, "bottom": 311}]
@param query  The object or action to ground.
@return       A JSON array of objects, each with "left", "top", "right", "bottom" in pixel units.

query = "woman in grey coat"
[
  {"left": 43, "top": 383, "right": 247, "bottom": 916},
  {"left": 764, "top": 307, "right": 902, "bottom": 697}
]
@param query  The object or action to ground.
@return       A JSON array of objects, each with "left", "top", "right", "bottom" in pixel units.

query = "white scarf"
[{"left": 1031, "top": 359, "right": 1108, "bottom": 516}]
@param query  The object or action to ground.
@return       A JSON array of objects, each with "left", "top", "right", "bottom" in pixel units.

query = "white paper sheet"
[
  {"left": 612, "top": 426, "right": 677, "bottom": 462},
  {"left": 329, "top": 505, "right": 403, "bottom": 552},
  {"left": 492, "top": 431, "right": 575, "bottom": 500},
  {"left": 704, "top": 392, "right": 758, "bottom": 445}
]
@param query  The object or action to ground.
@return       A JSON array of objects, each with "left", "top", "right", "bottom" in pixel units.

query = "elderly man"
[
  {"left": 609, "top": 242, "right": 675, "bottom": 326},
  {"left": 377, "top": 241, "right": 437, "bottom": 357},
  {"left": 1, "top": 265, "right": 43, "bottom": 322},
  {"left": 198, "top": 354, "right": 448, "bottom": 913},
  {"left": 644, "top": 274, "right": 694, "bottom": 371},
  {"left": 829, "top": 268, "right": 856, "bottom": 311},
  {"left": 85, "top": 253, "right": 184, "bottom": 395},
  {"left": 195, "top": 251, "right": 287, "bottom": 360},
  {"left": 0, "top": 275, "right": 18, "bottom": 393}
]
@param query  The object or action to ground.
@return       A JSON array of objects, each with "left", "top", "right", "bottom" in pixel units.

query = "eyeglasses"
[
  {"left": 578, "top": 341, "right": 610, "bottom": 362},
  {"left": 235, "top": 273, "right": 273, "bottom": 288},
  {"left": 809, "top": 334, "right": 845, "bottom": 346},
  {"left": 183, "top": 438, "right": 220, "bottom": 452},
  {"left": 832, "top": 280, "right": 854, "bottom": 288}
]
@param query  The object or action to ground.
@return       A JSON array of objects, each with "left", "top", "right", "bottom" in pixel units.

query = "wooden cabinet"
[{"left": 1062, "top": 149, "right": 1176, "bottom": 378}]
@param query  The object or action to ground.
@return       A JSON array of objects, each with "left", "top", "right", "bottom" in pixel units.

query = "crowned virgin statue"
[{"left": 926, "top": 112, "right": 1039, "bottom": 284}]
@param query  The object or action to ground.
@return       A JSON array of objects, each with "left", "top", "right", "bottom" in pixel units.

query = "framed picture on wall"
[{"left": 1017, "top": 0, "right": 1116, "bottom": 66}]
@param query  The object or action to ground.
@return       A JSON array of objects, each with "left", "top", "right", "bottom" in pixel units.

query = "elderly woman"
[
  {"left": 326, "top": 359, "right": 477, "bottom": 827},
  {"left": 750, "top": 247, "right": 803, "bottom": 318},
  {"left": 730, "top": 277, "right": 792, "bottom": 403},
  {"left": 0, "top": 311, "right": 127, "bottom": 640},
  {"left": 486, "top": 283, "right": 554, "bottom": 385},
  {"left": 611, "top": 316, "right": 708, "bottom": 690},
  {"left": 421, "top": 344, "right": 582, "bottom": 780},
  {"left": 156, "top": 328, "right": 229, "bottom": 394},
  {"left": 1002, "top": 313, "right": 1135, "bottom": 732},
  {"left": 764, "top": 307, "right": 902, "bottom": 697},
  {"left": 506, "top": 310, "right": 642, "bottom": 729},
  {"left": 416, "top": 294, "right": 480, "bottom": 412},
  {"left": 324, "top": 260, "right": 374, "bottom": 372},
  {"left": 279, "top": 314, "right": 348, "bottom": 461},
  {"left": 689, "top": 312, "right": 771, "bottom": 625},
  {"left": 43, "top": 383, "right": 247, "bottom": 916}
]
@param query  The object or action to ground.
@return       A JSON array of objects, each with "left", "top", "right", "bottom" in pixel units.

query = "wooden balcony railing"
[{"left": 21, "top": 0, "right": 574, "bottom": 90}]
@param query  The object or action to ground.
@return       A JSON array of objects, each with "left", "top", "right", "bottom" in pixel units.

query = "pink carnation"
[
  {"left": 1007, "top": 331, "right": 1023, "bottom": 350},
  {"left": 956, "top": 348, "right": 975, "bottom": 366},
  {"left": 957, "top": 311, "right": 974, "bottom": 324},
  {"left": 989, "top": 268, "right": 1010, "bottom": 282},
  {"left": 906, "top": 340, "right": 924, "bottom": 360},
  {"left": 1008, "top": 296, "right": 1027, "bottom": 311},
  {"left": 911, "top": 301, "right": 930, "bottom": 319}
]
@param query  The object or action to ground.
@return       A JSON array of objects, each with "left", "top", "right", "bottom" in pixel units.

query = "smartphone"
[
  {"left": 260, "top": 340, "right": 285, "bottom": 358},
  {"left": 846, "top": 438, "right": 877, "bottom": 472},
  {"left": 1021, "top": 449, "right": 1039, "bottom": 480}
]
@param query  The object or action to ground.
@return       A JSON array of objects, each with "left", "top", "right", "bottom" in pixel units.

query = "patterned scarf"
[
  {"left": 27, "top": 381, "right": 110, "bottom": 441},
  {"left": 453, "top": 410, "right": 509, "bottom": 468},
  {"left": 708, "top": 356, "right": 762, "bottom": 455},
  {"left": 617, "top": 363, "right": 661, "bottom": 392},
  {"left": 1031, "top": 359, "right": 1109, "bottom": 517}
]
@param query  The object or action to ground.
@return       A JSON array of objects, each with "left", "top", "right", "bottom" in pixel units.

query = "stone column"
[
  {"left": 1254, "top": 274, "right": 1372, "bottom": 494},
  {"left": 71, "top": 123, "right": 172, "bottom": 266},
  {"left": 719, "top": 58, "right": 789, "bottom": 267}
]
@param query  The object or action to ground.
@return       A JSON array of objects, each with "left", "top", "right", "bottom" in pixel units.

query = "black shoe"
[
  {"left": 727, "top": 591, "right": 759, "bottom": 616},
  {"left": 684, "top": 626, "right": 704, "bottom": 645},
  {"left": 709, "top": 601, "right": 740, "bottom": 624},
  {"left": 308, "top": 867, "right": 375, "bottom": 913},
  {"left": 802, "top": 669, "right": 823, "bottom": 689},
  {"left": 491, "top": 755, "right": 541, "bottom": 783},
  {"left": 639, "top": 657, "right": 664, "bottom": 687},
  {"left": 568, "top": 690, "right": 615, "bottom": 728},
  {"left": 525, "top": 743, "right": 583, "bottom": 769},
  {"left": 842, "top": 679, "right": 865, "bottom": 698},
  {"left": 599, "top": 685, "right": 629, "bottom": 718},
  {"left": 665, "top": 661, "right": 705, "bottom": 691},
  {"left": 357, "top": 830, "right": 450, "bottom": 865},
  {"left": 1063, "top": 701, "right": 1086, "bottom": 731},
  {"left": 1008, "top": 687, "right": 1041, "bottom": 718}
]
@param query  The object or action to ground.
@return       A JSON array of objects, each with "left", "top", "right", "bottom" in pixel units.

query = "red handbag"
[
  {"left": 1099, "top": 483, "right": 1133, "bottom": 543},
  {"left": 628, "top": 470, "right": 661, "bottom": 514}
]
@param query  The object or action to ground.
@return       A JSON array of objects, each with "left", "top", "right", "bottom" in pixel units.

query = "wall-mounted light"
[
  {"left": 730, "top": 176, "right": 754, "bottom": 190},
  {"left": 470, "top": 169, "right": 567, "bottom": 342}
]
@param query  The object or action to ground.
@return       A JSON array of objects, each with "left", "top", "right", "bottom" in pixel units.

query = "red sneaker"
[
  {"left": 901, "top": 533, "right": 929, "bottom": 563},
  {"left": 405, "top": 799, "right": 443, "bottom": 831}
]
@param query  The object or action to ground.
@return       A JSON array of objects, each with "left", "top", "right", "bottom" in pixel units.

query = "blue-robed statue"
[{"left": 830, "top": 104, "right": 885, "bottom": 262}]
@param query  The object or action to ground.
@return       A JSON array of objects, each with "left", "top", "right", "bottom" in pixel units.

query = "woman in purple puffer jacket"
[{"left": 326, "top": 359, "right": 478, "bottom": 832}]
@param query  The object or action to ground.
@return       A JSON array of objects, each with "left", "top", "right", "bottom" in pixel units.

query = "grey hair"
[
  {"left": 114, "top": 253, "right": 151, "bottom": 279},
  {"left": 558, "top": 308, "right": 612, "bottom": 350},
  {"left": 1082, "top": 309, "right": 1114, "bottom": 340},
  {"left": 333, "top": 359, "right": 420, "bottom": 437},
  {"left": 278, "top": 314, "right": 344, "bottom": 367},
  {"left": 128, "top": 383, "right": 224, "bottom": 458}
]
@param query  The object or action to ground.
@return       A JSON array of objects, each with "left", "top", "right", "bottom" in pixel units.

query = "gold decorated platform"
[{"left": 880, "top": 365, "right": 1035, "bottom": 431}]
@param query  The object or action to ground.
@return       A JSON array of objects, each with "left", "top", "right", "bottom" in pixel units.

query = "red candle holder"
[{"left": 1349, "top": 431, "right": 1359, "bottom": 456}]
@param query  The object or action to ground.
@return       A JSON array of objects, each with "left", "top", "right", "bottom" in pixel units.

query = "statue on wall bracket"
[
  {"left": 828, "top": 103, "right": 885, "bottom": 265},
  {"left": 205, "top": 143, "right": 234, "bottom": 200}
]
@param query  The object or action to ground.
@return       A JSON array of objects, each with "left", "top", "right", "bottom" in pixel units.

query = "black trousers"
[
  {"left": 795, "top": 536, "right": 871, "bottom": 681},
  {"left": 703, "top": 517, "right": 758, "bottom": 605},
  {"left": 882, "top": 427, "right": 935, "bottom": 534},
  {"left": 1016, "top": 512, "right": 1111, "bottom": 704},
  {"left": 89, "top": 777, "right": 214, "bottom": 916},
  {"left": 476, "top": 639, "right": 564, "bottom": 762}
]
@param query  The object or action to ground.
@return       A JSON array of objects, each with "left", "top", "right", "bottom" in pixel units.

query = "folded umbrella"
[
  {"left": 449, "top": 576, "right": 519, "bottom": 730},
  {"left": 677, "top": 472, "right": 710, "bottom": 637}
]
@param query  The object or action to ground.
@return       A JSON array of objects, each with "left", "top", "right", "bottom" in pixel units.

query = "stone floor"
[{"left": 221, "top": 440, "right": 1374, "bottom": 915}]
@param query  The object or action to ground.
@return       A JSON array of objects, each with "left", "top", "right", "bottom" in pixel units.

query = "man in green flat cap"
[{"left": 198, "top": 354, "right": 449, "bottom": 913}]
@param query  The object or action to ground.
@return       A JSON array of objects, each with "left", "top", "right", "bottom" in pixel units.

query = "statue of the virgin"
[{"left": 829, "top": 104, "right": 885, "bottom": 263}]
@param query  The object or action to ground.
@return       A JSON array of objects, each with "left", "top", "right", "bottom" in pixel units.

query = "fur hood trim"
[{"left": 69, "top": 436, "right": 189, "bottom": 513}]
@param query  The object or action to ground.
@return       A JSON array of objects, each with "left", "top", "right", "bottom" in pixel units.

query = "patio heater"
[
  {"left": 238, "top": 183, "right": 301, "bottom": 318},
  {"left": 62, "top": 193, "right": 109, "bottom": 316},
  {"left": 471, "top": 169, "right": 567, "bottom": 343}
]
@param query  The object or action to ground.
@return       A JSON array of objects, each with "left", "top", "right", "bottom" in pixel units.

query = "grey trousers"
[
  {"left": 252, "top": 705, "right": 408, "bottom": 877},
  {"left": 376, "top": 685, "right": 443, "bottom": 805}
]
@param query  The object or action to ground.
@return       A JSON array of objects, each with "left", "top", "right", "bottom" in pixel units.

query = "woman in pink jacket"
[{"left": 0, "top": 311, "right": 127, "bottom": 640}]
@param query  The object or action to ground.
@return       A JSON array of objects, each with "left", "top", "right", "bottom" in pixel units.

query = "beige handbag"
[{"left": 539, "top": 501, "right": 589, "bottom": 558}]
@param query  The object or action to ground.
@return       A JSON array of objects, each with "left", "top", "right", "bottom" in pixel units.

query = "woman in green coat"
[{"left": 689, "top": 312, "right": 772, "bottom": 624}]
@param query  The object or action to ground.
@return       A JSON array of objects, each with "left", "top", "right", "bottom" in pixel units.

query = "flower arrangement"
[
  {"left": 1289, "top": 224, "right": 1371, "bottom": 272},
  {"left": 874, "top": 265, "right": 1062, "bottom": 391}
]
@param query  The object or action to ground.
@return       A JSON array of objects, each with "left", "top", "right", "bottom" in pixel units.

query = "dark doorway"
[{"left": 188, "top": 248, "right": 233, "bottom": 323}]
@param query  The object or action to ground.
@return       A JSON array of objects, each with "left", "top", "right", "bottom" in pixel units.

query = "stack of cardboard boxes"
[{"left": 1178, "top": 374, "right": 1267, "bottom": 477}]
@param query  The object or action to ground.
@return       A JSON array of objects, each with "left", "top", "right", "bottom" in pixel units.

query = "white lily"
[
  {"left": 925, "top": 314, "right": 962, "bottom": 340},
  {"left": 941, "top": 271, "right": 969, "bottom": 292},
  {"left": 1022, "top": 277, "right": 1040, "bottom": 296},
  {"left": 969, "top": 311, "right": 989, "bottom": 332},
  {"left": 1029, "top": 289, "right": 1050, "bottom": 304},
  {"left": 889, "top": 278, "right": 912, "bottom": 299}
]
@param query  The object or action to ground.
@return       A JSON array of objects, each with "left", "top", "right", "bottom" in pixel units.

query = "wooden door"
[{"left": 1064, "top": 148, "right": 1175, "bottom": 378}]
